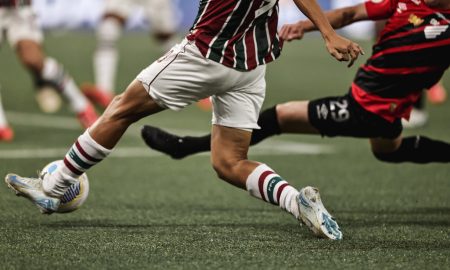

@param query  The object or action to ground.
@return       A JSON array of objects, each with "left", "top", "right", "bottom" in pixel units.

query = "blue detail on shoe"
[
  {"left": 322, "top": 213, "right": 342, "bottom": 240},
  {"left": 299, "top": 193, "right": 310, "bottom": 208},
  {"left": 7, "top": 174, "right": 30, "bottom": 188},
  {"left": 48, "top": 164, "right": 58, "bottom": 174}
]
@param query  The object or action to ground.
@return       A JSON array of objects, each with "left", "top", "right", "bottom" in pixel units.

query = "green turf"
[{"left": 0, "top": 32, "right": 449, "bottom": 269}]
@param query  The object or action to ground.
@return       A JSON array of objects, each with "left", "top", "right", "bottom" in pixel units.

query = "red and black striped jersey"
[
  {"left": 0, "top": 0, "right": 31, "bottom": 7},
  {"left": 187, "top": 0, "right": 282, "bottom": 71},
  {"left": 352, "top": 0, "right": 450, "bottom": 122}
]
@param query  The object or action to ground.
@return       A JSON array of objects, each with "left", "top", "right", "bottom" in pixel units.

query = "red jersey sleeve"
[{"left": 364, "top": 0, "right": 398, "bottom": 20}]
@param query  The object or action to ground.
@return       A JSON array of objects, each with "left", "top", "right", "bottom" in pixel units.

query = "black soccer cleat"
[{"left": 141, "top": 125, "right": 189, "bottom": 159}]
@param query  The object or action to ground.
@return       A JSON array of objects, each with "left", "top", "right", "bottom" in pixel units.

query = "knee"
[{"left": 211, "top": 157, "right": 239, "bottom": 181}]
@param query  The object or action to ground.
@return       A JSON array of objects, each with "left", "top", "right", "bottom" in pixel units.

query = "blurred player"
[
  {"left": 5, "top": 0, "right": 364, "bottom": 240},
  {"left": 0, "top": 0, "right": 98, "bottom": 137},
  {"left": 0, "top": 89, "right": 13, "bottom": 141},
  {"left": 141, "top": 0, "right": 450, "bottom": 164},
  {"left": 81, "top": 0, "right": 179, "bottom": 108}
]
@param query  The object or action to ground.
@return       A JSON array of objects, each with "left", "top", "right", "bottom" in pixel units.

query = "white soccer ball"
[{"left": 42, "top": 160, "right": 89, "bottom": 213}]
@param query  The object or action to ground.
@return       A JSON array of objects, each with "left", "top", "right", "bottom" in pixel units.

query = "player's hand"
[
  {"left": 279, "top": 22, "right": 306, "bottom": 42},
  {"left": 324, "top": 33, "right": 365, "bottom": 67}
]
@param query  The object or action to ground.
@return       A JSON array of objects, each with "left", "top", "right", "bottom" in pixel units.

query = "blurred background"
[{"left": 32, "top": 0, "right": 375, "bottom": 39}]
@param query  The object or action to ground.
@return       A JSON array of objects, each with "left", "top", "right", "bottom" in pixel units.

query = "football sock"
[
  {"left": 41, "top": 57, "right": 89, "bottom": 113},
  {"left": 246, "top": 164, "right": 300, "bottom": 218},
  {"left": 155, "top": 106, "right": 282, "bottom": 158},
  {"left": 43, "top": 129, "right": 112, "bottom": 197},
  {"left": 0, "top": 93, "right": 8, "bottom": 127},
  {"left": 94, "top": 18, "right": 122, "bottom": 93},
  {"left": 374, "top": 136, "right": 450, "bottom": 163},
  {"left": 250, "top": 106, "right": 282, "bottom": 145}
]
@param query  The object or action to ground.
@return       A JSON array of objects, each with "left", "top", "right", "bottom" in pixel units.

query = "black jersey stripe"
[
  {"left": 369, "top": 42, "right": 450, "bottom": 69},
  {"left": 354, "top": 67, "right": 445, "bottom": 98},
  {"left": 373, "top": 21, "right": 450, "bottom": 55}
]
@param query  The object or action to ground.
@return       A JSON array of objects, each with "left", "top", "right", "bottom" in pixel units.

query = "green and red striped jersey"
[
  {"left": 187, "top": 0, "right": 282, "bottom": 71},
  {"left": 352, "top": 0, "right": 450, "bottom": 122}
]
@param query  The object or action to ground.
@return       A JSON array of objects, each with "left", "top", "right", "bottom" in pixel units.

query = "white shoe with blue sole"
[
  {"left": 5, "top": 174, "right": 60, "bottom": 214},
  {"left": 297, "top": 186, "right": 343, "bottom": 240}
]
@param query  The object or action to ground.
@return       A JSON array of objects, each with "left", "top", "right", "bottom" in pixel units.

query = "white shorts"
[
  {"left": 137, "top": 39, "right": 266, "bottom": 130},
  {"left": 0, "top": 7, "right": 43, "bottom": 47},
  {"left": 104, "top": 0, "right": 178, "bottom": 33}
]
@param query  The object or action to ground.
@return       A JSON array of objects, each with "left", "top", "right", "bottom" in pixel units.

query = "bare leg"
[
  {"left": 90, "top": 80, "right": 164, "bottom": 149},
  {"left": 276, "top": 101, "right": 319, "bottom": 134},
  {"left": 210, "top": 125, "right": 258, "bottom": 188}
]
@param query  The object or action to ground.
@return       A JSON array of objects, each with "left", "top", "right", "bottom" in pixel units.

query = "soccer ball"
[{"left": 42, "top": 160, "right": 89, "bottom": 213}]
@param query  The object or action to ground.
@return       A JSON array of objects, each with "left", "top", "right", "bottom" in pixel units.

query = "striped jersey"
[
  {"left": 352, "top": 0, "right": 450, "bottom": 122},
  {"left": 187, "top": 0, "right": 282, "bottom": 71},
  {"left": 0, "top": 0, "right": 31, "bottom": 7}
]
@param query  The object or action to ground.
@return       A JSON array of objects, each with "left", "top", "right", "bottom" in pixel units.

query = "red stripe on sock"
[
  {"left": 276, "top": 183, "right": 289, "bottom": 203},
  {"left": 64, "top": 157, "right": 83, "bottom": 176},
  {"left": 75, "top": 140, "right": 101, "bottom": 162},
  {"left": 258, "top": 170, "right": 274, "bottom": 201}
]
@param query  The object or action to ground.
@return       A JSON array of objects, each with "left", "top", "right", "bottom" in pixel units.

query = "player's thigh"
[
  {"left": 276, "top": 101, "right": 319, "bottom": 134},
  {"left": 7, "top": 7, "right": 43, "bottom": 48},
  {"left": 308, "top": 92, "right": 402, "bottom": 138},
  {"left": 15, "top": 40, "right": 44, "bottom": 70},
  {"left": 212, "top": 66, "right": 266, "bottom": 130},
  {"left": 103, "top": 79, "right": 164, "bottom": 122},
  {"left": 137, "top": 39, "right": 229, "bottom": 111}
]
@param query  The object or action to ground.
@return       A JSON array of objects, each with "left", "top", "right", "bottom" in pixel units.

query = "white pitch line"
[{"left": 2, "top": 111, "right": 334, "bottom": 159}]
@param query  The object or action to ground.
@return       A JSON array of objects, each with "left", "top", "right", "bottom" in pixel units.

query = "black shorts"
[{"left": 308, "top": 92, "right": 402, "bottom": 139}]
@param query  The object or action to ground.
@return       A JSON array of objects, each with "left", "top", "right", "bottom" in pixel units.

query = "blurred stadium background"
[{"left": 0, "top": 0, "right": 449, "bottom": 269}]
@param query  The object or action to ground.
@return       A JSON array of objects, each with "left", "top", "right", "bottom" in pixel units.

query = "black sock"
[
  {"left": 374, "top": 136, "right": 450, "bottom": 163},
  {"left": 250, "top": 106, "right": 282, "bottom": 145}
]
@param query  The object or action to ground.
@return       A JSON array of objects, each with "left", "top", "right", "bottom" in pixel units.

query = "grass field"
[{"left": 0, "top": 32, "right": 449, "bottom": 269}]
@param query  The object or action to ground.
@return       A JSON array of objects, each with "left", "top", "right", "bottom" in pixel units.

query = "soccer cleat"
[
  {"left": 77, "top": 104, "right": 99, "bottom": 129},
  {"left": 297, "top": 186, "right": 342, "bottom": 240},
  {"left": 35, "top": 86, "right": 62, "bottom": 114},
  {"left": 427, "top": 82, "right": 447, "bottom": 104},
  {"left": 141, "top": 125, "right": 188, "bottom": 159},
  {"left": 81, "top": 83, "right": 114, "bottom": 109},
  {"left": 402, "top": 108, "right": 428, "bottom": 129},
  {"left": 0, "top": 126, "right": 14, "bottom": 142},
  {"left": 4, "top": 174, "right": 60, "bottom": 214},
  {"left": 196, "top": 97, "right": 212, "bottom": 111}
]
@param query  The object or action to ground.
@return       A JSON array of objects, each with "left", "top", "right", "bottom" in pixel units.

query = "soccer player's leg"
[
  {"left": 371, "top": 135, "right": 450, "bottom": 163},
  {"left": 0, "top": 93, "right": 14, "bottom": 142},
  {"left": 210, "top": 76, "right": 341, "bottom": 240},
  {"left": 14, "top": 38, "right": 98, "bottom": 128},
  {"left": 210, "top": 125, "right": 342, "bottom": 240},
  {"left": 5, "top": 80, "right": 163, "bottom": 214},
  {"left": 83, "top": 13, "right": 125, "bottom": 108}
]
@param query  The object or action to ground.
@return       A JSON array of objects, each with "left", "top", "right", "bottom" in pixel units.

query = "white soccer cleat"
[
  {"left": 4, "top": 173, "right": 60, "bottom": 214},
  {"left": 297, "top": 186, "right": 342, "bottom": 240}
]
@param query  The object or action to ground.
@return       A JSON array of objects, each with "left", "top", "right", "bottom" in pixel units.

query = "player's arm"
[
  {"left": 280, "top": 4, "right": 368, "bottom": 42},
  {"left": 291, "top": 0, "right": 364, "bottom": 67}
]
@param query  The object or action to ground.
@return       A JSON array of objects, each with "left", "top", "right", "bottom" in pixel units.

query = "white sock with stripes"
[
  {"left": 246, "top": 164, "right": 300, "bottom": 218},
  {"left": 42, "top": 57, "right": 89, "bottom": 113},
  {"left": 94, "top": 18, "right": 121, "bottom": 93},
  {"left": 43, "top": 129, "right": 112, "bottom": 197},
  {"left": 0, "top": 93, "right": 8, "bottom": 127}
]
